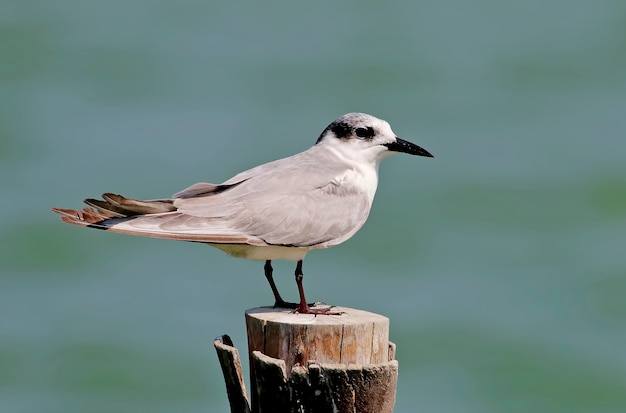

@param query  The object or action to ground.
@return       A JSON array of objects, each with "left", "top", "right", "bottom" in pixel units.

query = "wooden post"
[
  {"left": 214, "top": 306, "right": 398, "bottom": 413},
  {"left": 214, "top": 335, "right": 251, "bottom": 413}
]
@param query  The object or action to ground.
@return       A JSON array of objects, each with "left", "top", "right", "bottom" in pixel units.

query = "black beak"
[{"left": 384, "top": 138, "right": 434, "bottom": 158}]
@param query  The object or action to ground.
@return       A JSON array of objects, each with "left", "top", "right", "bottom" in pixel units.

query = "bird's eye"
[{"left": 354, "top": 127, "right": 374, "bottom": 139}]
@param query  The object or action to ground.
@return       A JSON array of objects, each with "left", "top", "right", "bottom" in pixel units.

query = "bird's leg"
[
  {"left": 264, "top": 260, "right": 297, "bottom": 309},
  {"left": 293, "top": 260, "right": 341, "bottom": 315},
  {"left": 295, "top": 260, "right": 309, "bottom": 313}
]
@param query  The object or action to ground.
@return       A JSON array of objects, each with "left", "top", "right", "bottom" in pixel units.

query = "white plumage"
[{"left": 53, "top": 113, "right": 433, "bottom": 313}]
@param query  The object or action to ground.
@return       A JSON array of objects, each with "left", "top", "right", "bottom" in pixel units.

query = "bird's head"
[{"left": 315, "top": 113, "right": 433, "bottom": 165}]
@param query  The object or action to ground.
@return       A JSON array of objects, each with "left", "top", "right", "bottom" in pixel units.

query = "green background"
[{"left": 2, "top": 1, "right": 626, "bottom": 412}]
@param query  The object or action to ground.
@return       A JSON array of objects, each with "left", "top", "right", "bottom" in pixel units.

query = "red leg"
[{"left": 294, "top": 260, "right": 342, "bottom": 315}]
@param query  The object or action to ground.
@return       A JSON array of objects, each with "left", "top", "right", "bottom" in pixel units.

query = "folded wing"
[{"left": 52, "top": 147, "right": 373, "bottom": 248}]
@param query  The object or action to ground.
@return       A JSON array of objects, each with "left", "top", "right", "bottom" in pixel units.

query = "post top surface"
[{"left": 245, "top": 306, "right": 389, "bottom": 326}]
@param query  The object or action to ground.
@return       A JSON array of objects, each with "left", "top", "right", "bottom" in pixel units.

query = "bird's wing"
[
  {"left": 225, "top": 184, "right": 372, "bottom": 247},
  {"left": 52, "top": 147, "right": 373, "bottom": 248},
  {"left": 52, "top": 206, "right": 268, "bottom": 245},
  {"left": 172, "top": 180, "right": 249, "bottom": 199},
  {"left": 174, "top": 148, "right": 374, "bottom": 247}
]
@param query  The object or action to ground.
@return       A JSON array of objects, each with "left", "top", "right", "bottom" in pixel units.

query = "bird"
[{"left": 52, "top": 113, "right": 433, "bottom": 314}]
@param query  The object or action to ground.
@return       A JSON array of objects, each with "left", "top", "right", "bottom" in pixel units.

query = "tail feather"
[
  {"left": 84, "top": 193, "right": 176, "bottom": 217},
  {"left": 51, "top": 194, "right": 268, "bottom": 245},
  {"left": 83, "top": 199, "right": 130, "bottom": 217},
  {"left": 53, "top": 193, "right": 176, "bottom": 227},
  {"left": 51, "top": 206, "right": 118, "bottom": 226}
]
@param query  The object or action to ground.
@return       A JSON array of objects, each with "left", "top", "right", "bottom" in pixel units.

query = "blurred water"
[{"left": 1, "top": 1, "right": 626, "bottom": 412}]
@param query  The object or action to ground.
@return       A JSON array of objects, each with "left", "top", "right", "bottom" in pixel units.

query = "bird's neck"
[
  {"left": 323, "top": 144, "right": 381, "bottom": 171},
  {"left": 322, "top": 146, "right": 380, "bottom": 201}
]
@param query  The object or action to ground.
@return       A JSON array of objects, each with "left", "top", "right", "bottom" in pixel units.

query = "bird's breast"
[{"left": 328, "top": 166, "right": 378, "bottom": 201}]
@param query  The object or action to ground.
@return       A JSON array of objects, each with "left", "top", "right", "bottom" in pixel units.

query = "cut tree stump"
[{"left": 214, "top": 306, "right": 398, "bottom": 413}]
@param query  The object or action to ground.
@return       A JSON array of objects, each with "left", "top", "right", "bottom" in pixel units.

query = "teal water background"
[{"left": 2, "top": 1, "right": 626, "bottom": 412}]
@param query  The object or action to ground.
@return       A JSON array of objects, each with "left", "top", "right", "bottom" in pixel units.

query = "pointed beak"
[{"left": 384, "top": 137, "right": 434, "bottom": 158}]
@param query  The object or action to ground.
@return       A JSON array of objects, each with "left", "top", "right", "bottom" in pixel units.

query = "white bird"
[{"left": 52, "top": 113, "right": 433, "bottom": 314}]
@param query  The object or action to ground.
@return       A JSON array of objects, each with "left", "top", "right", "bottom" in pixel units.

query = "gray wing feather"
[
  {"left": 54, "top": 146, "right": 373, "bottom": 247},
  {"left": 171, "top": 147, "right": 373, "bottom": 247}
]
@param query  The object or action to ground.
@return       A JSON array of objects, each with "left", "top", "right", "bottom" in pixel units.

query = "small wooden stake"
[
  {"left": 245, "top": 306, "right": 390, "bottom": 375},
  {"left": 214, "top": 335, "right": 251, "bottom": 413},
  {"left": 214, "top": 306, "right": 398, "bottom": 413}
]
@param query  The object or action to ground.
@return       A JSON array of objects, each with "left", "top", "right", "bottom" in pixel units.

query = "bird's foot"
[{"left": 292, "top": 302, "right": 344, "bottom": 315}]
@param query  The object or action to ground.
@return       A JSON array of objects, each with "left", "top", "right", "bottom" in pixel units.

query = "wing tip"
[{"left": 51, "top": 206, "right": 113, "bottom": 226}]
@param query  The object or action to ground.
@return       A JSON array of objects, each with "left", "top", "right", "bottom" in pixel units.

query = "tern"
[{"left": 52, "top": 113, "right": 433, "bottom": 314}]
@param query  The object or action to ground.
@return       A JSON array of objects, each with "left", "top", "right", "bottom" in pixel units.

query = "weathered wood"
[
  {"left": 214, "top": 335, "right": 251, "bottom": 413},
  {"left": 214, "top": 307, "right": 398, "bottom": 412},
  {"left": 251, "top": 355, "right": 398, "bottom": 413},
  {"left": 251, "top": 351, "right": 290, "bottom": 412},
  {"left": 245, "top": 306, "right": 390, "bottom": 374},
  {"left": 244, "top": 306, "right": 397, "bottom": 413}
]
